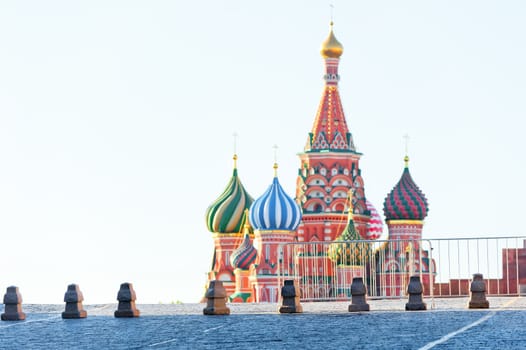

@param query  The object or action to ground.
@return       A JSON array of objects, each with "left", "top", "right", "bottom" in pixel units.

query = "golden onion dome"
[{"left": 320, "top": 21, "right": 343, "bottom": 58}]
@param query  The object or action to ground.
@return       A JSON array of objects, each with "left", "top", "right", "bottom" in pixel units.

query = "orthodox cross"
[
  {"left": 273, "top": 144, "right": 279, "bottom": 176},
  {"left": 233, "top": 132, "right": 238, "bottom": 154},
  {"left": 403, "top": 133, "right": 410, "bottom": 156}
]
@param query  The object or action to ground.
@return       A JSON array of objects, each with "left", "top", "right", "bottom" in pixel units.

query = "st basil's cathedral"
[{"left": 204, "top": 22, "right": 430, "bottom": 302}]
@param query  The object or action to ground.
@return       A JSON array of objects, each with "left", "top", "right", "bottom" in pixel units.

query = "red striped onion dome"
[
  {"left": 365, "top": 200, "right": 383, "bottom": 240},
  {"left": 230, "top": 233, "right": 258, "bottom": 270},
  {"left": 383, "top": 157, "right": 429, "bottom": 220},
  {"left": 205, "top": 158, "right": 254, "bottom": 233}
]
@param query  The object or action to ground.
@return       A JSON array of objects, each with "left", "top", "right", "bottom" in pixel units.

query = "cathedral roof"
[
  {"left": 249, "top": 164, "right": 302, "bottom": 231},
  {"left": 205, "top": 155, "right": 254, "bottom": 233},
  {"left": 383, "top": 156, "right": 429, "bottom": 220},
  {"left": 307, "top": 87, "right": 356, "bottom": 152},
  {"left": 339, "top": 213, "right": 361, "bottom": 241}
]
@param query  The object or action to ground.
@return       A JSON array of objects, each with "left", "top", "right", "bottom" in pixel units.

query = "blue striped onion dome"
[
  {"left": 205, "top": 165, "right": 254, "bottom": 233},
  {"left": 230, "top": 233, "right": 258, "bottom": 270},
  {"left": 249, "top": 177, "right": 302, "bottom": 231}
]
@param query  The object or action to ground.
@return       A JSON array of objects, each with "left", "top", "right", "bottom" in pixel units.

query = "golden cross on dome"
[{"left": 330, "top": 4, "right": 334, "bottom": 23}]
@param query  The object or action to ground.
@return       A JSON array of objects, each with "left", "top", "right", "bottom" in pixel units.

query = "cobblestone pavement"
[{"left": 0, "top": 297, "right": 525, "bottom": 349}]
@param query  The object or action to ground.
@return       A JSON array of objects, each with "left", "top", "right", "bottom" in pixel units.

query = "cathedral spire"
[{"left": 305, "top": 22, "right": 356, "bottom": 153}]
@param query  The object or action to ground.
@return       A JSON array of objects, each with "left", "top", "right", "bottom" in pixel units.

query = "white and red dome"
[{"left": 365, "top": 200, "right": 383, "bottom": 240}]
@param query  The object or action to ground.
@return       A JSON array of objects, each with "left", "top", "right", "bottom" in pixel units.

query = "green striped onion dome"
[
  {"left": 328, "top": 212, "right": 371, "bottom": 266},
  {"left": 206, "top": 168, "right": 254, "bottom": 233}
]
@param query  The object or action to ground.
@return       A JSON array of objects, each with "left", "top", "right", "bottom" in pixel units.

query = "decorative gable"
[
  {"left": 329, "top": 131, "right": 348, "bottom": 150},
  {"left": 312, "top": 132, "right": 329, "bottom": 150}
]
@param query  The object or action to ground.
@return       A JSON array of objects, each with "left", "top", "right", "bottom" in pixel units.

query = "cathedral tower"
[
  {"left": 249, "top": 163, "right": 302, "bottom": 302},
  {"left": 229, "top": 214, "right": 258, "bottom": 302},
  {"left": 296, "top": 22, "right": 370, "bottom": 243},
  {"left": 204, "top": 154, "right": 254, "bottom": 296},
  {"left": 379, "top": 155, "right": 431, "bottom": 296},
  {"left": 383, "top": 155, "right": 429, "bottom": 250}
]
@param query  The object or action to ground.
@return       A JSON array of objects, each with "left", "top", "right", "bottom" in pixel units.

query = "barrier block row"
[
  {"left": 1, "top": 282, "right": 139, "bottom": 321},
  {"left": 203, "top": 273, "right": 490, "bottom": 315},
  {"left": 1, "top": 274, "right": 490, "bottom": 320}
]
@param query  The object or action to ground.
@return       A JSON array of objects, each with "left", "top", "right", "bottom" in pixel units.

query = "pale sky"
[{"left": 1, "top": 1, "right": 525, "bottom": 304}]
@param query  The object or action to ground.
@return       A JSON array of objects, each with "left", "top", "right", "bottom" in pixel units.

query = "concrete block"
[
  {"left": 203, "top": 280, "right": 230, "bottom": 315},
  {"left": 279, "top": 280, "right": 303, "bottom": 314},
  {"left": 405, "top": 276, "right": 427, "bottom": 311},
  {"left": 1, "top": 286, "right": 26, "bottom": 321},
  {"left": 62, "top": 284, "right": 87, "bottom": 319},
  {"left": 115, "top": 282, "right": 140, "bottom": 317},
  {"left": 349, "top": 277, "right": 370, "bottom": 312},
  {"left": 469, "top": 273, "right": 489, "bottom": 309}
]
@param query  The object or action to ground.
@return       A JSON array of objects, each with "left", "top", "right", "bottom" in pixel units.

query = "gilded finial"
[
  {"left": 233, "top": 132, "right": 239, "bottom": 169},
  {"left": 403, "top": 134, "right": 410, "bottom": 168},
  {"left": 273, "top": 144, "right": 279, "bottom": 177},
  {"left": 320, "top": 20, "right": 343, "bottom": 59},
  {"left": 243, "top": 209, "right": 251, "bottom": 234},
  {"left": 347, "top": 188, "right": 354, "bottom": 220}
]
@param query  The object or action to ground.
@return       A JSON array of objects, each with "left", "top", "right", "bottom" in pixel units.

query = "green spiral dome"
[{"left": 205, "top": 168, "right": 254, "bottom": 233}]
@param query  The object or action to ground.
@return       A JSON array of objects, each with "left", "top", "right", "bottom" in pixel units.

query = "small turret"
[{"left": 383, "top": 156, "right": 429, "bottom": 220}]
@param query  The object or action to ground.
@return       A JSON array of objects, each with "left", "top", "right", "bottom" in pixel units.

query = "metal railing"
[
  {"left": 277, "top": 237, "right": 526, "bottom": 302},
  {"left": 430, "top": 237, "right": 526, "bottom": 297}
]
